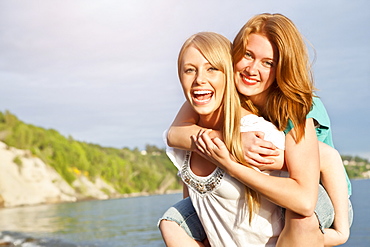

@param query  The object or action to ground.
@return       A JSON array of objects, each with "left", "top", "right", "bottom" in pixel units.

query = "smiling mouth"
[
  {"left": 192, "top": 90, "right": 213, "bottom": 103},
  {"left": 240, "top": 74, "right": 258, "bottom": 85}
]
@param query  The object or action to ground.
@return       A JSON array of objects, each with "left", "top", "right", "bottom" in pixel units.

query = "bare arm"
[
  {"left": 195, "top": 118, "right": 320, "bottom": 216},
  {"left": 279, "top": 118, "right": 320, "bottom": 214},
  {"left": 318, "top": 142, "right": 350, "bottom": 245},
  {"left": 167, "top": 102, "right": 213, "bottom": 150}
]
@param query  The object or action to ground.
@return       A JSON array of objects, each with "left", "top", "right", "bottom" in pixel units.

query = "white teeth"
[
  {"left": 194, "top": 90, "right": 212, "bottom": 95},
  {"left": 242, "top": 75, "right": 258, "bottom": 83}
]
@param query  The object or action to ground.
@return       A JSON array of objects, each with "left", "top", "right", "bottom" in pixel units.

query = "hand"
[
  {"left": 241, "top": 131, "right": 279, "bottom": 167},
  {"left": 191, "top": 129, "right": 235, "bottom": 171}
]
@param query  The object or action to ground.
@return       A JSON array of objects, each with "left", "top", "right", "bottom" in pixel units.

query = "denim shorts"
[
  {"left": 158, "top": 185, "right": 353, "bottom": 239},
  {"left": 315, "top": 184, "right": 353, "bottom": 233},
  {"left": 158, "top": 197, "right": 206, "bottom": 241}
]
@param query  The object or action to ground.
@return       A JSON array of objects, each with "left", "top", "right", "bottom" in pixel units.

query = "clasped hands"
[{"left": 191, "top": 130, "right": 281, "bottom": 171}]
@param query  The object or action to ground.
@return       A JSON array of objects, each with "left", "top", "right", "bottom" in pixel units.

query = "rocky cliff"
[{"left": 0, "top": 142, "right": 118, "bottom": 207}]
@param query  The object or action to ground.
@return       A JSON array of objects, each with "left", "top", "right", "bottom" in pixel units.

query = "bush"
[{"left": 0, "top": 111, "right": 181, "bottom": 194}]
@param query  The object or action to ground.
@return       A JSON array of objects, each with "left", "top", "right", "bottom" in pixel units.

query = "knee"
[{"left": 159, "top": 219, "right": 178, "bottom": 234}]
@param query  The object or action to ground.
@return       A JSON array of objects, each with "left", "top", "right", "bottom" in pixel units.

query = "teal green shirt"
[{"left": 284, "top": 97, "right": 352, "bottom": 195}]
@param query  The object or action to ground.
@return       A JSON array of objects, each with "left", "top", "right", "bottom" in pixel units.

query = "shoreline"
[
  {"left": 121, "top": 189, "right": 182, "bottom": 198},
  {"left": 0, "top": 189, "right": 182, "bottom": 210}
]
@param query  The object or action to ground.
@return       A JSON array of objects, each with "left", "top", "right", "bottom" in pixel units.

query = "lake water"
[{"left": 0, "top": 179, "right": 369, "bottom": 246}]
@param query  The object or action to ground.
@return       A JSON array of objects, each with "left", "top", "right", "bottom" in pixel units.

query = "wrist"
[{"left": 226, "top": 160, "right": 245, "bottom": 178}]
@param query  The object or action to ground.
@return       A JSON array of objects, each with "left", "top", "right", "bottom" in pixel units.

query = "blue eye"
[
  {"left": 263, "top": 61, "right": 274, "bottom": 68},
  {"left": 245, "top": 52, "right": 253, "bottom": 59},
  {"left": 185, "top": 68, "right": 195, "bottom": 73},
  {"left": 208, "top": 67, "right": 218, "bottom": 71}
]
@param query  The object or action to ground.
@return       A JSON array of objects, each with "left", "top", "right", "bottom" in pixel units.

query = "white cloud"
[{"left": 0, "top": 0, "right": 369, "bottom": 156}]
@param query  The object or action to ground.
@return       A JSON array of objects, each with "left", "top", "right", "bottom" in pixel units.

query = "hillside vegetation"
[
  {"left": 0, "top": 111, "right": 181, "bottom": 195},
  {"left": 342, "top": 155, "right": 370, "bottom": 179},
  {"left": 0, "top": 111, "right": 368, "bottom": 198}
]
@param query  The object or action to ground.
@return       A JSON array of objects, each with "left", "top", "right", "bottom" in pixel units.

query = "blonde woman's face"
[
  {"left": 179, "top": 45, "right": 225, "bottom": 116},
  {"left": 234, "top": 33, "right": 278, "bottom": 107}
]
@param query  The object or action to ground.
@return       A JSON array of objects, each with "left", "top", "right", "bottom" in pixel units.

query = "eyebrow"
[{"left": 183, "top": 62, "right": 212, "bottom": 67}]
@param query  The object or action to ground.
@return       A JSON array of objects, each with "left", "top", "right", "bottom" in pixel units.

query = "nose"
[
  {"left": 246, "top": 61, "right": 258, "bottom": 75},
  {"left": 196, "top": 71, "right": 207, "bottom": 84}
]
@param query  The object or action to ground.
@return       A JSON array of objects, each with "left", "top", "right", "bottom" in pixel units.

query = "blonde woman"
[{"left": 159, "top": 31, "right": 288, "bottom": 247}]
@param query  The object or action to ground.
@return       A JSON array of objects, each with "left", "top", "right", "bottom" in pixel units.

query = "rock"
[
  {"left": 0, "top": 142, "right": 118, "bottom": 207},
  {"left": 72, "top": 175, "right": 109, "bottom": 200}
]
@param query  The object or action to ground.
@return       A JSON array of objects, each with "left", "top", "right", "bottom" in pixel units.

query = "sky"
[{"left": 0, "top": 0, "right": 369, "bottom": 159}]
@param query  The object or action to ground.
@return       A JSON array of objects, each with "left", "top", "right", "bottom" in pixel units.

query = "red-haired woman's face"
[{"left": 234, "top": 33, "right": 278, "bottom": 107}]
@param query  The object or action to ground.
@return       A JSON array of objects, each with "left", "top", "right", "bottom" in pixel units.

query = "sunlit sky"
[{"left": 1, "top": 0, "right": 369, "bottom": 158}]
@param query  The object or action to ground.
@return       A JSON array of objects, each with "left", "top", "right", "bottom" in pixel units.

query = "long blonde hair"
[
  {"left": 178, "top": 32, "right": 260, "bottom": 222},
  {"left": 233, "top": 13, "right": 314, "bottom": 142},
  {"left": 178, "top": 32, "right": 239, "bottom": 142}
]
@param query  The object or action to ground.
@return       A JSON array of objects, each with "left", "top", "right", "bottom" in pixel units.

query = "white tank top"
[{"left": 165, "top": 114, "right": 288, "bottom": 247}]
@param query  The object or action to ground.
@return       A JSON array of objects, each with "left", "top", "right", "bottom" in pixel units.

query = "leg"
[
  {"left": 276, "top": 209, "right": 323, "bottom": 247},
  {"left": 158, "top": 197, "right": 207, "bottom": 247},
  {"left": 160, "top": 220, "right": 205, "bottom": 247},
  {"left": 277, "top": 184, "right": 335, "bottom": 247},
  {"left": 318, "top": 142, "right": 351, "bottom": 245}
]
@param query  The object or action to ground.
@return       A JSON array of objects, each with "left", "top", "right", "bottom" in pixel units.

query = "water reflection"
[
  {"left": 0, "top": 193, "right": 182, "bottom": 246},
  {"left": 0, "top": 203, "right": 68, "bottom": 232}
]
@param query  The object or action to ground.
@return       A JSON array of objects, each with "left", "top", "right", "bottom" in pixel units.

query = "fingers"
[
  {"left": 240, "top": 131, "right": 279, "bottom": 167},
  {"left": 194, "top": 129, "right": 218, "bottom": 156},
  {"left": 212, "top": 137, "right": 224, "bottom": 148},
  {"left": 192, "top": 133, "right": 206, "bottom": 154},
  {"left": 253, "top": 131, "right": 265, "bottom": 139},
  {"left": 244, "top": 152, "right": 274, "bottom": 166},
  {"left": 254, "top": 136, "right": 277, "bottom": 151},
  {"left": 201, "top": 129, "right": 217, "bottom": 153},
  {"left": 200, "top": 129, "right": 215, "bottom": 146},
  {"left": 194, "top": 129, "right": 210, "bottom": 155},
  {"left": 242, "top": 131, "right": 277, "bottom": 151},
  {"left": 250, "top": 145, "right": 279, "bottom": 157}
]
